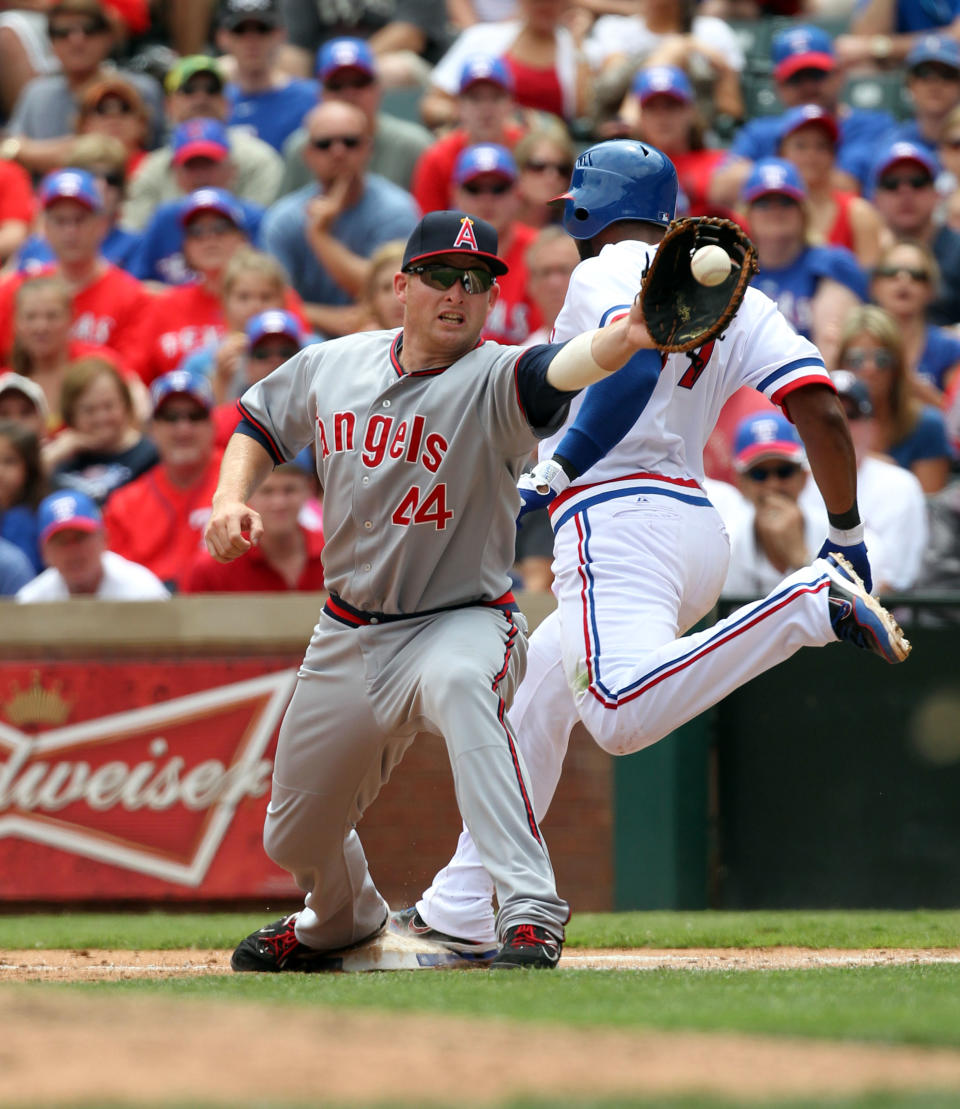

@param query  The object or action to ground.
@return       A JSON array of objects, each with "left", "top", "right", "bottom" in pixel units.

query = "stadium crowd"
[{"left": 0, "top": 0, "right": 958, "bottom": 602}]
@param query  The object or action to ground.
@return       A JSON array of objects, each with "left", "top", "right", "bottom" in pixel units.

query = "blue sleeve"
[
  {"left": 728, "top": 118, "right": 777, "bottom": 161},
  {"left": 514, "top": 342, "right": 578, "bottom": 435},
  {"left": 0, "top": 505, "right": 41, "bottom": 572},
  {"left": 0, "top": 539, "right": 34, "bottom": 595},
  {"left": 808, "top": 245, "right": 868, "bottom": 301},
  {"left": 552, "top": 349, "right": 662, "bottom": 476}
]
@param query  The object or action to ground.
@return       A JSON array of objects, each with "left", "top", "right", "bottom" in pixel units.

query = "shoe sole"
[
  {"left": 826, "top": 553, "right": 912, "bottom": 663},
  {"left": 387, "top": 912, "right": 498, "bottom": 962}
]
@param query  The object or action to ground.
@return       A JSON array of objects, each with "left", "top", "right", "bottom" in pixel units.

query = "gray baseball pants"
[{"left": 263, "top": 605, "right": 569, "bottom": 952}]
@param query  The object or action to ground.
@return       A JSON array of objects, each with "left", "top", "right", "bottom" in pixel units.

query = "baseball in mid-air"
[{"left": 691, "top": 244, "right": 732, "bottom": 286}]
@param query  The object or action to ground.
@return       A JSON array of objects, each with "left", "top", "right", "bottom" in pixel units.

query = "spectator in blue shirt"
[
  {"left": 218, "top": 0, "right": 318, "bottom": 154},
  {"left": 131, "top": 120, "right": 265, "bottom": 285},
  {"left": 0, "top": 536, "right": 33, "bottom": 595},
  {"left": 262, "top": 99, "right": 419, "bottom": 338},
  {"left": 837, "top": 0, "right": 960, "bottom": 69},
  {"left": 886, "top": 36, "right": 960, "bottom": 157},
  {"left": 711, "top": 25, "right": 897, "bottom": 207}
]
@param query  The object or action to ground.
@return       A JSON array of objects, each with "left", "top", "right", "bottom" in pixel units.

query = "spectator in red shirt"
[
  {"left": 0, "top": 169, "right": 152, "bottom": 377},
  {"left": 411, "top": 56, "right": 526, "bottom": 215},
  {"left": 211, "top": 308, "right": 309, "bottom": 448},
  {"left": 451, "top": 143, "right": 541, "bottom": 346},
  {"left": 184, "top": 460, "right": 324, "bottom": 592},
  {"left": 103, "top": 368, "right": 222, "bottom": 590},
  {"left": 0, "top": 159, "right": 35, "bottom": 264}
]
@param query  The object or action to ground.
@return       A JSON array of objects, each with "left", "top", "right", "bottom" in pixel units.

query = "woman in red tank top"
[
  {"left": 777, "top": 105, "right": 883, "bottom": 270},
  {"left": 501, "top": 0, "right": 591, "bottom": 122}
]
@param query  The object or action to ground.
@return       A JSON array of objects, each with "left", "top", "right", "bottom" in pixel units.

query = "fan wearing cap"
[
  {"left": 278, "top": 37, "right": 432, "bottom": 199},
  {"left": 120, "top": 55, "right": 282, "bottom": 234},
  {"left": 710, "top": 24, "right": 897, "bottom": 208},
  {"left": 205, "top": 208, "right": 662, "bottom": 974},
  {"left": 797, "top": 371, "right": 928, "bottom": 594},
  {"left": 2, "top": 0, "right": 163, "bottom": 179},
  {"left": 0, "top": 372, "right": 49, "bottom": 443},
  {"left": 131, "top": 120, "right": 266, "bottom": 286},
  {"left": 883, "top": 36, "right": 960, "bottom": 158},
  {"left": 17, "top": 488, "right": 169, "bottom": 601},
  {"left": 721, "top": 412, "right": 827, "bottom": 599},
  {"left": 216, "top": 0, "right": 318, "bottom": 155},
  {"left": 741, "top": 157, "right": 867, "bottom": 359},
  {"left": 870, "top": 138, "right": 960, "bottom": 325},
  {"left": 451, "top": 143, "right": 541, "bottom": 346},
  {"left": 103, "top": 368, "right": 222, "bottom": 589},
  {"left": 776, "top": 105, "right": 885, "bottom": 270},
  {"left": 75, "top": 74, "right": 151, "bottom": 178},
  {"left": 411, "top": 56, "right": 525, "bottom": 215},
  {"left": 0, "top": 168, "right": 153, "bottom": 375},
  {"left": 262, "top": 100, "right": 418, "bottom": 339}
]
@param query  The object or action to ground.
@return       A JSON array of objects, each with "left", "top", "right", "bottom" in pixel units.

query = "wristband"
[
  {"left": 554, "top": 453, "right": 579, "bottom": 482},
  {"left": 827, "top": 505, "right": 860, "bottom": 530}
]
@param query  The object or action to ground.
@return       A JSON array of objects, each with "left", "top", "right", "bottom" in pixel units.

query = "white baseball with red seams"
[{"left": 690, "top": 244, "right": 732, "bottom": 286}]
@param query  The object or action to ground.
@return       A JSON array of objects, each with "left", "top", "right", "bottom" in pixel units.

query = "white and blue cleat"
[{"left": 823, "top": 553, "right": 911, "bottom": 664}]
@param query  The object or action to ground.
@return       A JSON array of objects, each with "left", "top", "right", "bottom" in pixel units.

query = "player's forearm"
[
  {"left": 546, "top": 316, "right": 654, "bottom": 391},
  {"left": 784, "top": 386, "right": 858, "bottom": 517},
  {"left": 212, "top": 432, "right": 276, "bottom": 508}
]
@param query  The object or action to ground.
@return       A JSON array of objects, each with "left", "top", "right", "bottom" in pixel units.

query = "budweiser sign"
[{"left": 0, "top": 664, "right": 300, "bottom": 898}]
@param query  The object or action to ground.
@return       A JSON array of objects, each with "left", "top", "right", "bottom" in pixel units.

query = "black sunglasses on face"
[
  {"left": 229, "top": 21, "right": 275, "bottom": 35},
  {"left": 873, "top": 264, "right": 930, "bottom": 282},
  {"left": 462, "top": 179, "right": 512, "bottom": 195},
  {"left": 877, "top": 174, "right": 932, "bottom": 191},
  {"left": 310, "top": 134, "right": 363, "bottom": 150},
  {"left": 155, "top": 408, "right": 209, "bottom": 423},
  {"left": 250, "top": 344, "right": 299, "bottom": 361},
  {"left": 404, "top": 263, "right": 494, "bottom": 294},
  {"left": 49, "top": 19, "right": 108, "bottom": 39},
  {"left": 843, "top": 348, "right": 896, "bottom": 370},
  {"left": 326, "top": 74, "right": 374, "bottom": 91},
  {"left": 745, "top": 462, "right": 802, "bottom": 481},
  {"left": 92, "top": 99, "right": 133, "bottom": 116},
  {"left": 912, "top": 63, "right": 960, "bottom": 81},
  {"left": 101, "top": 170, "right": 125, "bottom": 189},
  {"left": 525, "top": 159, "right": 572, "bottom": 175},
  {"left": 784, "top": 67, "right": 829, "bottom": 87},
  {"left": 181, "top": 78, "right": 222, "bottom": 96}
]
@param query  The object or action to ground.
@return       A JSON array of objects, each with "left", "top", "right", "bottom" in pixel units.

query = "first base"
[{"left": 311, "top": 929, "right": 480, "bottom": 972}]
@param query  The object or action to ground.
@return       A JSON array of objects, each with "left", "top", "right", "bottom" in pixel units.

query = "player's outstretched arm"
[
  {"left": 205, "top": 433, "right": 275, "bottom": 563},
  {"left": 545, "top": 295, "right": 655, "bottom": 392}
]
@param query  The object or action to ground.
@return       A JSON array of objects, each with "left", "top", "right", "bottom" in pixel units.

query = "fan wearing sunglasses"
[
  {"left": 451, "top": 143, "right": 541, "bottom": 346},
  {"left": 262, "top": 100, "right": 418, "bottom": 341},
  {"left": 722, "top": 411, "right": 825, "bottom": 599}
]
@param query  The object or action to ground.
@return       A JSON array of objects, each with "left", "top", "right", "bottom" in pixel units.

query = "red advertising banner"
[{"left": 0, "top": 659, "right": 302, "bottom": 901}]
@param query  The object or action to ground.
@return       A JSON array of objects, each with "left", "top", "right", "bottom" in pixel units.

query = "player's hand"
[
  {"left": 625, "top": 293, "right": 656, "bottom": 349},
  {"left": 818, "top": 537, "right": 873, "bottom": 593},
  {"left": 204, "top": 501, "right": 264, "bottom": 562},
  {"left": 517, "top": 458, "right": 570, "bottom": 521}
]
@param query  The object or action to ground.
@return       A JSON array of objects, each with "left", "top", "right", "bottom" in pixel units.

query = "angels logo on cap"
[
  {"left": 401, "top": 210, "right": 510, "bottom": 276},
  {"left": 453, "top": 217, "right": 479, "bottom": 250}
]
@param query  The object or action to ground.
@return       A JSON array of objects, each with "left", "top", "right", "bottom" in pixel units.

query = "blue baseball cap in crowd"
[
  {"left": 632, "top": 65, "right": 694, "bottom": 104},
  {"left": 459, "top": 54, "right": 513, "bottom": 94},
  {"left": 179, "top": 187, "right": 246, "bottom": 229},
  {"left": 741, "top": 157, "right": 807, "bottom": 204},
  {"left": 39, "top": 168, "right": 103, "bottom": 212},
  {"left": 316, "top": 37, "right": 375, "bottom": 83},
  {"left": 906, "top": 33, "right": 960, "bottom": 72},
  {"left": 454, "top": 143, "right": 517, "bottom": 185},
  {"left": 870, "top": 140, "right": 939, "bottom": 192},
  {"left": 246, "top": 310, "right": 305, "bottom": 349},
  {"left": 772, "top": 24, "right": 836, "bottom": 82},
  {"left": 777, "top": 104, "right": 839, "bottom": 146},
  {"left": 172, "top": 117, "right": 230, "bottom": 165},
  {"left": 150, "top": 368, "right": 214, "bottom": 414},
  {"left": 734, "top": 412, "right": 805, "bottom": 471},
  {"left": 38, "top": 490, "right": 103, "bottom": 543}
]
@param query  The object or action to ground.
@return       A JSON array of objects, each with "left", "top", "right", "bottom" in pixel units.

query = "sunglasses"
[
  {"left": 784, "top": 67, "right": 829, "bottom": 86},
  {"left": 180, "top": 78, "right": 222, "bottom": 96},
  {"left": 525, "top": 159, "right": 572, "bottom": 175},
  {"left": 876, "top": 174, "right": 932, "bottom": 191},
  {"left": 250, "top": 344, "right": 299, "bottom": 361},
  {"left": 745, "top": 462, "right": 802, "bottom": 481},
  {"left": 91, "top": 98, "right": 133, "bottom": 116},
  {"left": 184, "top": 217, "right": 237, "bottom": 239},
  {"left": 461, "top": 179, "right": 512, "bottom": 195},
  {"left": 310, "top": 134, "right": 363, "bottom": 150},
  {"left": 750, "top": 194, "right": 799, "bottom": 209},
  {"left": 229, "top": 21, "right": 275, "bottom": 35},
  {"left": 843, "top": 348, "right": 895, "bottom": 370},
  {"left": 49, "top": 20, "right": 109, "bottom": 39},
  {"left": 873, "top": 264, "right": 930, "bottom": 282},
  {"left": 154, "top": 408, "right": 209, "bottom": 423},
  {"left": 405, "top": 263, "right": 494, "bottom": 294},
  {"left": 325, "top": 74, "right": 374, "bottom": 91},
  {"left": 941, "top": 137, "right": 960, "bottom": 149},
  {"left": 102, "top": 170, "right": 125, "bottom": 189},
  {"left": 842, "top": 403, "right": 868, "bottom": 423},
  {"left": 912, "top": 63, "right": 960, "bottom": 81}
]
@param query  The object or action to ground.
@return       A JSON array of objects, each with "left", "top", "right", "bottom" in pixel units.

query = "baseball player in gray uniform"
[{"left": 205, "top": 209, "right": 660, "bottom": 971}]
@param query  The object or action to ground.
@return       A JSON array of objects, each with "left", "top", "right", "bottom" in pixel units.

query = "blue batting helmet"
[{"left": 556, "top": 140, "right": 678, "bottom": 240}]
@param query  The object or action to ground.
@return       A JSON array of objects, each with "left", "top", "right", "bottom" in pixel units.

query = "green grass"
[
  {"left": 44, "top": 963, "right": 960, "bottom": 1048},
  {"left": 17, "top": 1098, "right": 960, "bottom": 1109},
  {"left": 1, "top": 909, "right": 958, "bottom": 951}
]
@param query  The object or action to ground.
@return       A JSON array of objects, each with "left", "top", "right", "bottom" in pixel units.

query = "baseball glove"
[{"left": 638, "top": 217, "right": 758, "bottom": 354}]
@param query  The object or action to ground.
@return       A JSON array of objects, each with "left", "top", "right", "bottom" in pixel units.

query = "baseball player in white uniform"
[
  {"left": 395, "top": 141, "right": 910, "bottom": 953},
  {"left": 205, "top": 209, "right": 666, "bottom": 972}
]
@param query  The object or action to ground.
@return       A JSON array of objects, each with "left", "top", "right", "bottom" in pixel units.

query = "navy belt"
[{"left": 324, "top": 591, "right": 518, "bottom": 628}]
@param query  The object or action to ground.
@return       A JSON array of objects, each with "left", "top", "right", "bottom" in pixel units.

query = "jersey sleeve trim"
[
  {"left": 772, "top": 373, "right": 839, "bottom": 410},
  {"left": 599, "top": 303, "right": 632, "bottom": 327},
  {"left": 756, "top": 355, "right": 828, "bottom": 394},
  {"left": 235, "top": 403, "right": 286, "bottom": 465}
]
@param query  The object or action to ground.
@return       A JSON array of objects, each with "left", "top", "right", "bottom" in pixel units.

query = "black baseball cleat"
[
  {"left": 388, "top": 906, "right": 498, "bottom": 963},
  {"left": 823, "top": 554, "right": 911, "bottom": 663},
  {"left": 490, "top": 924, "right": 562, "bottom": 970},
  {"left": 230, "top": 912, "right": 386, "bottom": 972}
]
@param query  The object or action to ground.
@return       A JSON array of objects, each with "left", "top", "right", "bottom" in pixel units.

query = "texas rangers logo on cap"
[{"left": 452, "top": 217, "right": 479, "bottom": 250}]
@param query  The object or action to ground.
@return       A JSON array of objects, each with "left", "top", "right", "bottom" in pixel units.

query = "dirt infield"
[{"left": 3, "top": 948, "right": 960, "bottom": 1106}]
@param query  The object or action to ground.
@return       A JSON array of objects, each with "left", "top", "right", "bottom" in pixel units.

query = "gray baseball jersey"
[
  {"left": 234, "top": 327, "right": 572, "bottom": 952},
  {"left": 238, "top": 328, "right": 566, "bottom": 613}
]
